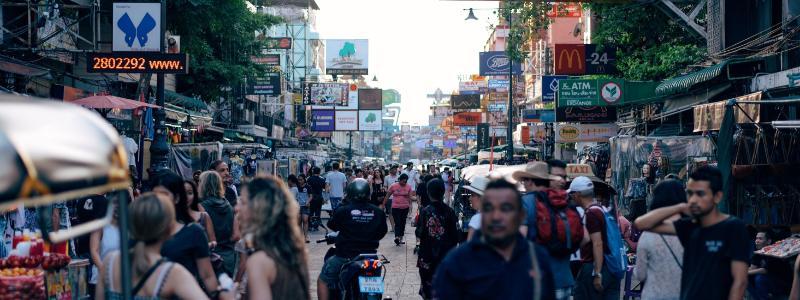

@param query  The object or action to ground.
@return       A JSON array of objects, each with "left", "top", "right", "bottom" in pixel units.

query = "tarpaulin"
[{"left": 168, "top": 142, "right": 223, "bottom": 179}]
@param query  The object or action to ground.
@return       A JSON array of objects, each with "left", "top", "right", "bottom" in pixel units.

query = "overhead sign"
[
  {"left": 453, "top": 112, "right": 482, "bottom": 126},
  {"left": 556, "top": 106, "right": 618, "bottom": 123},
  {"left": 459, "top": 81, "right": 487, "bottom": 95},
  {"left": 547, "top": 3, "right": 583, "bottom": 18},
  {"left": 326, "top": 39, "right": 369, "bottom": 75},
  {"left": 311, "top": 110, "right": 335, "bottom": 131},
  {"left": 246, "top": 73, "right": 281, "bottom": 96},
  {"left": 488, "top": 79, "right": 510, "bottom": 90},
  {"left": 487, "top": 102, "right": 507, "bottom": 112},
  {"left": 542, "top": 75, "right": 567, "bottom": 102},
  {"left": 451, "top": 94, "right": 481, "bottom": 109},
  {"left": 558, "top": 79, "right": 625, "bottom": 107},
  {"left": 250, "top": 54, "right": 280, "bottom": 67},
  {"left": 555, "top": 123, "right": 619, "bottom": 143},
  {"left": 358, "top": 88, "right": 382, "bottom": 110},
  {"left": 334, "top": 110, "right": 358, "bottom": 131},
  {"left": 113, "top": 3, "right": 161, "bottom": 52},
  {"left": 476, "top": 123, "right": 490, "bottom": 150},
  {"left": 479, "top": 51, "right": 522, "bottom": 76},
  {"left": 522, "top": 109, "right": 556, "bottom": 123},
  {"left": 358, "top": 110, "right": 382, "bottom": 131},
  {"left": 303, "top": 83, "right": 348, "bottom": 106},
  {"left": 86, "top": 52, "right": 188, "bottom": 73},
  {"left": 264, "top": 37, "right": 292, "bottom": 49},
  {"left": 553, "top": 44, "right": 617, "bottom": 75}
]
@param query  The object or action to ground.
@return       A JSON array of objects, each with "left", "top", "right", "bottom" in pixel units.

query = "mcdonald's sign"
[{"left": 554, "top": 44, "right": 585, "bottom": 75}]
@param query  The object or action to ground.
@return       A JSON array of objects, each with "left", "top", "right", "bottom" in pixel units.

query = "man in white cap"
[
  {"left": 570, "top": 176, "right": 621, "bottom": 300},
  {"left": 463, "top": 176, "right": 489, "bottom": 241}
]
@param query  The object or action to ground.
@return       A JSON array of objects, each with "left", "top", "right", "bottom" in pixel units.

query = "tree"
[
  {"left": 166, "top": 0, "right": 282, "bottom": 102},
  {"left": 586, "top": 3, "right": 707, "bottom": 81},
  {"left": 501, "top": 1, "right": 552, "bottom": 62}
]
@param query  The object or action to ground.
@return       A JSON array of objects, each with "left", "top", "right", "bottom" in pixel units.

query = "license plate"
[{"left": 358, "top": 276, "right": 384, "bottom": 294}]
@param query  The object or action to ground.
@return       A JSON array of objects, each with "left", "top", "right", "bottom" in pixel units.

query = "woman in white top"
[
  {"left": 89, "top": 200, "right": 120, "bottom": 289},
  {"left": 633, "top": 180, "right": 687, "bottom": 300}
]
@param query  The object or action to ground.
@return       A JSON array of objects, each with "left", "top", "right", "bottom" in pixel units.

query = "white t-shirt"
[
  {"left": 325, "top": 171, "right": 347, "bottom": 198},
  {"left": 468, "top": 213, "right": 481, "bottom": 230},
  {"left": 402, "top": 169, "right": 420, "bottom": 190},
  {"left": 384, "top": 174, "right": 398, "bottom": 199},
  {"left": 122, "top": 136, "right": 138, "bottom": 166}
]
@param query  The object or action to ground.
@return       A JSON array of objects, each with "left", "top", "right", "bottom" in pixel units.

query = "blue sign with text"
[{"left": 542, "top": 75, "right": 568, "bottom": 102}]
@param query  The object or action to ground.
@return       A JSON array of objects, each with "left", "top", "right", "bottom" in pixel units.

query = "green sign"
[
  {"left": 558, "top": 79, "right": 599, "bottom": 106},
  {"left": 558, "top": 79, "right": 656, "bottom": 107}
]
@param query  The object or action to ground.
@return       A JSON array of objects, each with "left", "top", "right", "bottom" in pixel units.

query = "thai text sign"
[
  {"left": 246, "top": 73, "right": 281, "bottom": 96},
  {"left": 542, "top": 75, "right": 567, "bottom": 102},
  {"left": 479, "top": 51, "right": 522, "bottom": 76},
  {"left": 555, "top": 123, "right": 618, "bottom": 143},
  {"left": 556, "top": 106, "right": 617, "bottom": 123},
  {"left": 558, "top": 79, "right": 624, "bottom": 107}
]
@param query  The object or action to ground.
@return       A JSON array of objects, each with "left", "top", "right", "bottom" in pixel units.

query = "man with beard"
[
  {"left": 209, "top": 160, "right": 238, "bottom": 206},
  {"left": 635, "top": 166, "right": 750, "bottom": 299},
  {"left": 432, "top": 179, "right": 555, "bottom": 300}
]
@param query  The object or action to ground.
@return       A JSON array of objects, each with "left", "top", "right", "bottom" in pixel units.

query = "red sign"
[
  {"left": 547, "top": 3, "right": 582, "bottom": 18},
  {"left": 453, "top": 112, "right": 482, "bottom": 126},
  {"left": 554, "top": 44, "right": 585, "bottom": 75}
]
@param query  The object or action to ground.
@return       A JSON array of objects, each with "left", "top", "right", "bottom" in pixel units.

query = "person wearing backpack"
[
  {"left": 570, "top": 176, "right": 625, "bottom": 300},
  {"left": 513, "top": 161, "right": 583, "bottom": 300}
]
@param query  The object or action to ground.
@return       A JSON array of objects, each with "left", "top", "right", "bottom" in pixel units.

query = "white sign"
[
  {"left": 325, "top": 39, "right": 369, "bottom": 75},
  {"left": 555, "top": 123, "right": 619, "bottom": 143},
  {"left": 113, "top": 3, "right": 161, "bottom": 52},
  {"left": 335, "top": 110, "right": 358, "bottom": 131},
  {"left": 601, "top": 82, "right": 622, "bottom": 104},
  {"left": 358, "top": 110, "right": 382, "bottom": 131}
]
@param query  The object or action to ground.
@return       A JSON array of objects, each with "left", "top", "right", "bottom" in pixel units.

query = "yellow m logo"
[{"left": 558, "top": 48, "right": 583, "bottom": 69}]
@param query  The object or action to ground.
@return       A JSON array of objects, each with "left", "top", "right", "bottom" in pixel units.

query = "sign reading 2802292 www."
[{"left": 86, "top": 52, "right": 188, "bottom": 74}]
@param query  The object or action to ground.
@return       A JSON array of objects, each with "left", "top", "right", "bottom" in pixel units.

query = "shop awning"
[
  {"left": 656, "top": 62, "right": 728, "bottom": 96},
  {"left": 653, "top": 83, "right": 731, "bottom": 119},
  {"left": 0, "top": 55, "right": 49, "bottom": 77},
  {"left": 223, "top": 130, "right": 255, "bottom": 142},
  {"left": 165, "top": 90, "right": 207, "bottom": 111},
  {"left": 237, "top": 124, "right": 270, "bottom": 138}
]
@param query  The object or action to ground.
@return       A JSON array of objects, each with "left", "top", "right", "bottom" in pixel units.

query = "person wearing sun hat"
[
  {"left": 511, "top": 161, "right": 561, "bottom": 239},
  {"left": 463, "top": 176, "right": 489, "bottom": 241}
]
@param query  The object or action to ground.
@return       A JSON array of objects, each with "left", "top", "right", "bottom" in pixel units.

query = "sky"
[{"left": 315, "top": 0, "right": 500, "bottom": 125}]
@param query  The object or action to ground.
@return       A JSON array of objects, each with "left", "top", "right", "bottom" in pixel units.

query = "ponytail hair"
[{"left": 129, "top": 192, "right": 175, "bottom": 278}]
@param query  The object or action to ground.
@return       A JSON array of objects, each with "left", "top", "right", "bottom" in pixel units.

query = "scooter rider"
[{"left": 318, "top": 178, "right": 389, "bottom": 300}]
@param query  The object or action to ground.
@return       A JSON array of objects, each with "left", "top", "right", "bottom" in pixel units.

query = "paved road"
[{"left": 307, "top": 212, "right": 422, "bottom": 300}]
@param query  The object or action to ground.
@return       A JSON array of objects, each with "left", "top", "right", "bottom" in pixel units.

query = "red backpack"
[{"left": 533, "top": 189, "right": 584, "bottom": 257}]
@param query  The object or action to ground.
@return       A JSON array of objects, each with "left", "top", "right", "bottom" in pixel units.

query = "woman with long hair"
[
  {"left": 152, "top": 171, "right": 220, "bottom": 293},
  {"left": 96, "top": 193, "right": 229, "bottom": 300},
  {"left": 237, "top": 176, "right": 310, "bottom": 300},
  {"left": 185, "top": 180, "right": 217, "bottom": 248},
  {"left": 370, "top": 170, "right": 385, "bottom": 207},
  {"left": 199, "top": 171, "right": 239, "bottom": 278}
]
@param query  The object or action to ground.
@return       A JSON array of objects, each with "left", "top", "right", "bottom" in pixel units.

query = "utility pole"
[
  {"left": 505, "top": 13, "right": 514, "bottom": 165},
  {"left": 149, "top": 0, "right": 169, "bottom": 172}
]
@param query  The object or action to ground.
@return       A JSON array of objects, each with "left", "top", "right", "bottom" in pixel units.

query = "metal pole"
[
  {"left": 348, "top": 131, "right": 353, "bottom": 161},
  {"left": 506, "top": 13, "right": 514, "bottom": 165},
  {"left": 149, "top": 0, "right": 169, "bottom": 172},
  {"left": 117, "top": 191, "right": 132, "bottom": 300}
]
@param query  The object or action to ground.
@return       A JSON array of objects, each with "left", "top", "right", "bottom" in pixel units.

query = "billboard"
[
  {"left": 451, "top": 94, "right": 481, "bottom": 110},
  {"left": 556, "top": 106, "right": 618, "bottom": 123},
  {"left": 479, "top": 51, "right": 522, "bottom": 76},
  {"left": 553, "top": 44, "right": 617, "bottom": 75},
  {"left": 246, "top": 73, "right": 281, "bottom": 96},
  {"left": 476, "top": 123, "right": 490, "bottom": 150},
  {"left": 522, "top": 109, "right": 556, "bottom": 123},
  {"left": 303, "top": 83, "right": 348, "bottom": 106},
  {"left": 488, "top": 79, "right": 509, "bottom": 89},
  {"left": 555, "top": 123, "right": 619, "bottom": 143},
  {"left": 264, "top": 37, "right": 292, "bottom": 49},
  {"left": 326, "top": 39, "right": 369, "bottom": 75},
  {"left": 547, "top": 3, "right": 583, "bottom": 18},
  {"left": 358, "top": 110, "right": 382, "bottom": 131},
  {"left": 113, "top": 3, "right": 161, "bottom": 52},
  {"left": 334, "top": 110, "right": 358, "bottom": 131},
  {"left": 453, "top": 112, "right": 482, "bottom": 126},
  {"left": 250, "top": 54, "right": 280, "bottom": 67},
  {"left": 487, "top": 102, "right": 507, "bottom": 112},
  {"left": 358, "top": 88, "right": 382, "bottom": 110},
  {"left": 459, "top": 81, "right": 487, "bottom": 95},
  {"left": 311, "top": 110, "right": 335, "bottom": 131},
  {"left": 542, "top": 75, "right": 567, "bottom": 102}
]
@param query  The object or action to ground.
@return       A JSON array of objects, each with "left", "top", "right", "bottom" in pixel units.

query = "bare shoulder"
[{"left": 246, "top": 251, "right": 277, "bottom": 283}]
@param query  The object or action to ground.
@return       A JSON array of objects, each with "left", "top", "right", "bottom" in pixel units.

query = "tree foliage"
[
  {"left": 502, "top": 1, "right": 552, "bottom": 62},
  {"left": 166, "top": 0, "right": 282, "bottom": 102},
  {"left": 586, "top": 3, "right": 707, "bottom": 81}
]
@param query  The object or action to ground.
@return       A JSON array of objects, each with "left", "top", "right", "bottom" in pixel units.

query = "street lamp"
[{"left": 466, "top": 8, "right": 514, "bottom": 164}]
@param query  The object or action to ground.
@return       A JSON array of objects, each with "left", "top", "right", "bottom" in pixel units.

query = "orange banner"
[{"left": 453, "top": 112, "right": 482, "bottom": 126}]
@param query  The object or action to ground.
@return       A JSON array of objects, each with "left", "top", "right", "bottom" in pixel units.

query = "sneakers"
[{"left": 394, "top": 238, "right": 401, "bottom": 246}]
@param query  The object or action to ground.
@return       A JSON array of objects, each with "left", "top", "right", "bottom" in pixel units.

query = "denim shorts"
[{"left": 319, "top": 255, "right": 350, "bottom": 289}]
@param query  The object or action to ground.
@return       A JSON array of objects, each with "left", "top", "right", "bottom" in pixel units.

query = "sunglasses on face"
[{"left": 685, "top": 189, "right": 708, "bottom": 198}]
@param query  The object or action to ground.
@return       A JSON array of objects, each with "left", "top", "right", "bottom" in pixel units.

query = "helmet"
[{"left": 346, "top": 178, "right": 370, "bottom": 203}]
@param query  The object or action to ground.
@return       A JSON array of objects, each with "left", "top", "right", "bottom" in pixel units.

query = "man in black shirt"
[
  {"left": 317, "top": 179, "right": 388, "bottom": 300},
  {"left": 306, "top": 167, "right": 326, "bottom": 231},
  {"left": 636, "top": 166, "right": 750, "bottom": 300},
  {"left": 415, "top": 178, "right": 459, "bottom": 299}
]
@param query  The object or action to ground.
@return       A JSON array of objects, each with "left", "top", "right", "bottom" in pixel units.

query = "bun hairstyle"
[{"left": 129, "top": 192, "right": 175, "bottom": 278}]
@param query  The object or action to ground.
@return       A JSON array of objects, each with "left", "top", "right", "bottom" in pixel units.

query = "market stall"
[{"left": 0, "top": 97, "right": 131, "bottom": 299}]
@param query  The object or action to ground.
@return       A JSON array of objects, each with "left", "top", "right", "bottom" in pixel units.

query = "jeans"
[
  {"left": 330, "top": 197, "right": 342, "bottom": 212},
  {"left": 392, "top": 207, "right": 410, "bottom": 238},
  {"left": 574, "top": 262, "right": 620, "bottom": 300}
]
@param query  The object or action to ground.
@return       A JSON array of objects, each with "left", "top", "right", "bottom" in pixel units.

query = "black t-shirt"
[
  {"left": 674, "top": 216, "right": 751, "bottom": 300},
  {"left": 161, "top": 223, "right": 210, "bottom": 279},
  {"left": 327, "top": 202, "right": 388, "bottom": 258},
  {"left": 307, "top": 175, "right": 326, "bottom": 196},
  {"left": 751, "top": 254, "right": 793, "bottom": 295},
  {"left": 72, "top": 195, "right": 109, "bottom": 255}
]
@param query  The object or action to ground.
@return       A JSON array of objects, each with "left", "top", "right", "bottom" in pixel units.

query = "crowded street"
[{"left": 2, "top": 0, "right": 800, "bottom": 299}]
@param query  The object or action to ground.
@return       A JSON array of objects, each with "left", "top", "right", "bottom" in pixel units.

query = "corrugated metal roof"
[{"left": 655, "top": 62, "right": 728, "bottom": 96}]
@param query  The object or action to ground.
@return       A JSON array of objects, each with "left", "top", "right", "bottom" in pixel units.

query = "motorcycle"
[{"left": 317, "top": 226, "right": 391, "bottom": 300}]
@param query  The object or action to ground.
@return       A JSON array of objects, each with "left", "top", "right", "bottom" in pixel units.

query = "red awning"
[
  {"left": 0, "top": 56, "right": 49, "bottom": 77},
  {"left": 69, "top": 95, "right": 161, "bottom": 110}
]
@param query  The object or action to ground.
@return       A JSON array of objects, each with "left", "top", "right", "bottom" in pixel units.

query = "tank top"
[
  {"left": 90, "top": 224, "right": 120, "bottom": 284},
  {"left": 104, "top": 252, "right": 175, "bottom": 300},
  {"left": 249, "top": 251, "right": 311, "bottom": 300}
]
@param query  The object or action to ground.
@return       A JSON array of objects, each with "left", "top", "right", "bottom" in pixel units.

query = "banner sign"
[
  {"left": 451, "top": 94, "right": 481, "bottom": 109},
  {"left": 303, "top": 83, "right": 348, "bottom": 106},
  {"left": 522, "top": 109, "right": 555, "bottom": 123},
  {"left": 113, "top": 3, "right": 161, "bottom": 52},
  {"left": 453, "top": 112, "right": 482, "bottom": 126},
  {"left": 476, "top": 123, "right": 490, "bottom": 150},
  {"left": 479, "top": 51, "right": 522, "bottom": 76},
  {"left": 334, "top": 110, "right": 358, "bottom": 131},
  {"left": 556, "top": 106, "right": 617, "bottom": 123},
  {"left": 557, "top": 79, "right": 624, "bottom": 106},
  {"left": 458, "top": 81, "right": 487, "bottom": 95},
  {"left": 487, "top": 102, "right": 507, "bottom": 112},
  {"left": 86, "top": 52, "right": 188, "bottom": 74},
  {"left": 246, "top": 73, "right": 281, "bottom": 96},
  {"left": 542, "top": 75, "right": 567, "bottom": 102},
  {"left": 553, "top": 44, "right": 617, "bottom": 75},
  {"left": 489, "top": 79, "right": 510, "bottom": 89},
  {"left": 326, "top": 39, "right": 369, "bottom": 75},
  {"left": 311, "top": 110, "right": 335, "bottom": 131},
  {"left": 264, "top": 37, "right": 292, "bottom": 49},
  {"left": 444, "top": 138, "right": 457, "bottom": 149},
  {"left": 555, "top": 123, "right": 619, "bottom": 143},
  {"left": 250, "top": 54, "right": 280, "bottom": 67},
  {"left": 358, "top": 88, "right": 382, "bottom": 109},
  {"left": 547, "top": 3, "right": 583, "bottom": 18},
  {"left": 358, "top": 110, "right": 382, "bottom": 131}
]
